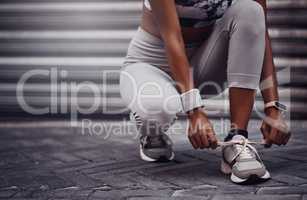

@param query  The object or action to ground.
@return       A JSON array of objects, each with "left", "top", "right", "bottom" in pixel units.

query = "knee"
[
  {"left": 120, "top": 70, "right": 181, "bottom": 121},
  {"left": 132, "top": 92, "right": 181, "bottom": 131},
  {"left": 234, "top": 0, "right": 266, "bottom": 38}
]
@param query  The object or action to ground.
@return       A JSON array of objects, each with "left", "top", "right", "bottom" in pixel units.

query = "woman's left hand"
[{"left": 260, "top": 107, "right": 291, "bottom": 147}]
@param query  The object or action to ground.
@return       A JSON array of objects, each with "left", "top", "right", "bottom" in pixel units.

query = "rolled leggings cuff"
[{"left": 228, "top": 73, "right": 260, "bottom": 90}]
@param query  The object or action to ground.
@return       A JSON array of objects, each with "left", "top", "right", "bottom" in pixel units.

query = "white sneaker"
[
  {"left": 221, "top": 135, "right": 271, "bottom": 184},
  {"left": 130, "top": 111, "right": 175, "bottom": 162},
  {"left": 139, "top": 133, "right": 175, "bottom": 162}
]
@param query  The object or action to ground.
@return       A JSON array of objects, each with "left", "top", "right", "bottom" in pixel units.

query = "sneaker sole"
[
  {"left": 140, "top": 145, "right": 175, "bottom": 162},
  {"left": 230, "top": 171, "right": 271, "bottom": 184},
  {"left": 221, "top": 159, "right": 271, "bottom": 184}
]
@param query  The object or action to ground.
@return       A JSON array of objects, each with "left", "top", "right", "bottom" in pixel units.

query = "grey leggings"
[{"left": 120, "top": 0, "right": 266, "bottom": 131}]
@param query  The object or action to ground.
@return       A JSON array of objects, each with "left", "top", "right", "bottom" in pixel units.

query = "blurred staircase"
[{"left": 0, "top": 0, "right": 306, "bottom": 119}]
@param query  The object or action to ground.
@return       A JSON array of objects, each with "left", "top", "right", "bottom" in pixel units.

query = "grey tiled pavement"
[{"left": 0, "top": 119, "right": 306, "bottom": 200}]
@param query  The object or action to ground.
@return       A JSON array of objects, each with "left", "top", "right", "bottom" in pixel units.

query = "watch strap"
[{"left": 264, "top": 101, "right": 287, "bottom": 112}]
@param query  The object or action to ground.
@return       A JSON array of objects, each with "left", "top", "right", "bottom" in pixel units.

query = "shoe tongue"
[
  {"left": 232, "top": 134, "right": 246, "bottom": 141},
  {"left": 232, "top": 135, "right": 254, "bottom": 160}
]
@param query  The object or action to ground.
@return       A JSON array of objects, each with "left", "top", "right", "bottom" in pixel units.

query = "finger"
[
  {"left": 194, "top": 133, "right": 203, "bottom": 149},
  {"left": 275, "top": 121, "right": 289, "bottom": 145},
  {"left": 261, "top": 122, "right": 272, "bottom": 147},
  {"left": 283, "top": 131, "right": 291, "bottom": 145},
  {"left": 207, "top": 131, "right": 218, "bottom": 149},
  {"left": 279, "top": 130, "right": 288, "bottom": 145},
  {"left": 188, "top": 135, "right": 198, "bottom": 149},
  {"left": 278, "top": 122, "right": 290, "bottom": 145},
  {"left": 261, "top": 122, "right": 270, "bottom": 141},
  {"left": 188, "top": 125, "right": 199, "bottom": 149},
  {"left": 200, "top": 132, "right": 209, "bottom": 148},
  {"left": 278, "top": 121, "right": 290, "bottom": 145},
  {"left": 196, "top": 133, "right": 205, "bottom": 149},
  {"left": 271, "top": 119, "right": 288, "bottom": 145},
  {"left": 189, "top": 136, "right": 198, "bottom": 149},
  {"left": 270, "top": 128, "right": 283, "bottom": 145}
]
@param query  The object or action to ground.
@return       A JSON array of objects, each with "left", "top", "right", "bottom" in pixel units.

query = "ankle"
[{"left": 224, "top": 129, "right": 248, "bottom": 142}]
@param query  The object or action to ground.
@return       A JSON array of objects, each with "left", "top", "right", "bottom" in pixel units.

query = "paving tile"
[
  {"left": 0, "top": 186, "right": 19, "bottom": 198},
  {"left": 273, "top": 174, "right": 307, "bottom": 185},
  {"left": 257, "top": 185, "right": 307, "bottom": 194},
  {"left": 128, "top": 197, "right": 208, "bottom": 200},
  {"left": 211, "top": 194, "right": 301, "bottom": 200},
  {"left": 90, "top": 189, "right": 173, "bottom": 199},
  {"left": 172, "top": 184, "right": 256, "bottom": 197}
]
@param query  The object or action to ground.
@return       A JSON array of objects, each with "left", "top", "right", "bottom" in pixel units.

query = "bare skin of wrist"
[{"left": 264, "top": 106, "right": 280, "bottom": 116}]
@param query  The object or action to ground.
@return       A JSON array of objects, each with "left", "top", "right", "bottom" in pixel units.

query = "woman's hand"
[
  {"left": 187, "top": 108, "right": 218, "bottom": 149},
  {"left": 260, "top": 107, "right": 291, "bottom": 147}
]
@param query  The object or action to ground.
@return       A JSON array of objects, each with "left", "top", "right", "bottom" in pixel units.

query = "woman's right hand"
[{"left": 187, "top": 108, "right": 218, "bottom": 149}]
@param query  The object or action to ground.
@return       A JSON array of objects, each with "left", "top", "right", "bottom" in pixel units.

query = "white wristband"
[{"left": 180, "top": 88, "right": 204, "bottom": 113}]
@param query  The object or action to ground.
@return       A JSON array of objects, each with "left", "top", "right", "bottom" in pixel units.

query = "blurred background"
[
  {"left": 0, "top": 0, "right": 306, "bottom": 121},
  {"left": 0, "top": 1, "right": 307, "bottom": 198}
]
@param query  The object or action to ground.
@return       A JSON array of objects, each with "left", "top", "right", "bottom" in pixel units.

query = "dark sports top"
[{"left": 144, "top": 0, "right": 235, "bottom": 28}]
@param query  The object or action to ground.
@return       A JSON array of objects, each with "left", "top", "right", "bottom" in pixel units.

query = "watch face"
[{"left": 276, "top": 102, "right": 287, "bottom": 111}]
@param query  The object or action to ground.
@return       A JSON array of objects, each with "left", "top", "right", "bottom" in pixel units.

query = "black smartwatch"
[{"left": 264, "top": 101, "right": 287, "bottom": 112}]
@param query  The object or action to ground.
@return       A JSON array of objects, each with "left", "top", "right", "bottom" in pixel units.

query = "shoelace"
[
  {"left": 217, "top": 139, "right": 265, "bottom": 147},
  {"left": 218, "top": 139, "right": 265, "bottom": 164}
]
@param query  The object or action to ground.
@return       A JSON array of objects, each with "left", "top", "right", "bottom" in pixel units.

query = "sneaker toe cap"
[{"left": 232, "top": 160, "right": 266, "bottom": 179}]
